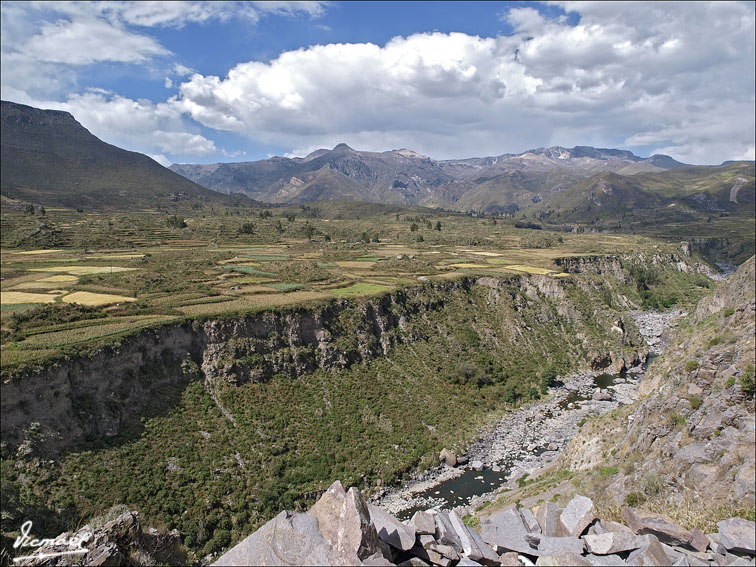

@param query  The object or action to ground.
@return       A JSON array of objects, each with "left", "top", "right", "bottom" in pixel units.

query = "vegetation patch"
[
  {"left": 329, "top": 283, "right": 391, "bottom": 296},
  {"left": 264, "top": 283, "right": 303, "bottom": 291}
]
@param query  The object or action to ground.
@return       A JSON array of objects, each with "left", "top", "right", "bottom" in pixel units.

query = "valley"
[{"left": 0, "top": 99, "right": 753, "bottom": 566}]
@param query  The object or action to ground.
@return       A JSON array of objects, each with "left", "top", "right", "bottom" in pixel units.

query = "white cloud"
[
  {"left": 173, "top": 63, "right": 193, "bottom": 76},
  {"left": 170, "top": 2, "right": 754, "bottom": 163},
  {"left": 1, "top": 1, "right": 328, "bottom": 98},
  {"left": 24, "top": 18, "right": 169, "bottom": 65},
  {"left": 2, "top": 1, "right": 753, "bottom": 164},
  {"left": 147, "top": 153, "right": 171, "bottom": 167}
]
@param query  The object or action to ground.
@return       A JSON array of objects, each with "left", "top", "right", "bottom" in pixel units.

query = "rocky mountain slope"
[
  {"left": 560, "top": 257, "right": 755, "bottom": 515},
  {"left": 18, "top": 481, "right": 755, "bottom": 566},
  {"left": 169, "top": 144, "right": 689, "bottom": 211},
  {"left": 533, "top": 163, "right": 756, "bottom": 224},
  {"left": 0, "top": 101, "right": 250, "bottom": 211},
  {"left": 201, "top": 258, "right": 756, "bottom": 567},
  {"left": 462, "top": 256, "right": 755, "bottom": 555}
]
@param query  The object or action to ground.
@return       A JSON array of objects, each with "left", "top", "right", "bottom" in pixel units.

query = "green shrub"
[
  {"left": 726, "top": 376, "right": 736, "bottom": 388},
  {"left": 687, "top": 395, "right": 703, "bottom": 410},
  {"left": 598, "top": 466, "right": 619, "bottom": 477},
  {"left": 625, "top": 491, "right": 646, "bottom": 507},
  {"left": 739, "top": 365, "right": 755, "bottom": 397},
  {"left": 238, "top": 222, "right": 256, "bottom": 234},
  {"left": 723, "top": 307, "right": 735, "bottom": 317},
  {"left": 684, "top": 360, "right": 699, "bottom": 372},
  {"left": 166, "top": 215, "right": 187, "bottom": 229},
  {"left": 668, "top": 411, "right": 686, "bottom": 427}
]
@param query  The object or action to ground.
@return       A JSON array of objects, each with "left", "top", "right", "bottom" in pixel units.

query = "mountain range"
[
  {"left": 169, "top": 143, "right": 691, "bottom": 212},
  {"left": 1, "top": 100, "right": 752, "bottom": 220},
  {"left": 0, "top": 100, "right": 249, "bottom": 211}
]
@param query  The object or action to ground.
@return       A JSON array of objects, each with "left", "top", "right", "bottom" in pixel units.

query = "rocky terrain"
[
  {"left": 557, "top": 256, "right": 755, "bottom": 518},
  {"left": 2, "top": 260, "right": 651, "bottom": 456},
  {"left": 168, "top": 144, "right": 688, "bottom": 209},
  {"left": 0, "top": 101, "right": 248, "bottom": 211},
  {"left": 210, "top": 257, "right": 754, "bottom": 566},
  {"left": 15, "top": 482, "right": 754, "bottom": 566},
  {"left": 206, "top": 480, "right": 755, "bottom": 566}
]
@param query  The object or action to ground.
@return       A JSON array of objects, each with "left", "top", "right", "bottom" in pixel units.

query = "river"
[{"left": 374, "top": 309, "right": 683, "bottom": 519}]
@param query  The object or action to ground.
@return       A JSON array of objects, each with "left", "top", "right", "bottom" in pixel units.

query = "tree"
[
  {"left": 166, "top": 215, "right": 187, "bottom": 228},
  {"left": 24, "top": 204, "right": 35, "bottom": 215},
  {"left": 239, "top": 222, "right": 256, "bottom": 234},
  {"left": 286, "top": 213, "right": 296, "bottom": 223},
  {"left": 435, "top": 221, "right": 441, "bottom": 231},
  {"left": 409, "top": 222, "right": 419, "bottom": 232},
  {"left": 39, "top": 206, "right": 46, "bottom": 216}
]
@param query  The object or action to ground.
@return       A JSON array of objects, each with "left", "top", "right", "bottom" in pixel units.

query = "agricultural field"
[{"left": 0, "top": 205, "right": 710, "bottom": 370}]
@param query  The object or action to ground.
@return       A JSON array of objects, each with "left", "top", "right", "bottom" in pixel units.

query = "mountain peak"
[
  {"left": 332, "top": 143, "right": 355, "bottom": 153},
  {"left": 391, "top": 148, "right": 428, "bottom": 159}
]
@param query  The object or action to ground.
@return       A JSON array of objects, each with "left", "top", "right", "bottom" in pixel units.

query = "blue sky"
[{"left": 1, "top": 1, "right": 754, "bottom": 166}]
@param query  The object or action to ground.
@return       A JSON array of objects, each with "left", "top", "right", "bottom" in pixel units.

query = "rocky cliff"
[{"left": 2, "top": 264, "right": 653, "bottom": 456}]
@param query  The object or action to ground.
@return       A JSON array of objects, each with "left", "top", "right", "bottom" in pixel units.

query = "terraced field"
[{"left": 1, "top": 206, "right": 706, "bottom": 370}]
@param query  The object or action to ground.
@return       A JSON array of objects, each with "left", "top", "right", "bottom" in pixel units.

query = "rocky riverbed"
[{"left": 375, "top": 309, "right": 685, "bottom": 518}]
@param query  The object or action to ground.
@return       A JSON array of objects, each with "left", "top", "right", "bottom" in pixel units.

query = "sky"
[{"left": 1, "top": 1, "right": 754, "bottom": 167}]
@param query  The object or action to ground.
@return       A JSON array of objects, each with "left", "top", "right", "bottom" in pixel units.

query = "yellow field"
[
  {"left": 29, "top": 266, "right": 137, "bottom": 275},
  {"left": 13, "top": 249, "right": 64, "bottom": 255},
  {"left": 448, "top": 263, "right": 495, "bottom": 269},
  {"left": 1, "top": 291, "right": 60, "bottom": 304},
  {"left": 38, "top": 275, "right": 79, "bottom": 282},
  {"left": 501, "top": 265, "right": 556, "bottom": 275},
  {"left": 1, "top": 348, "right": 58, "bottom": 366},
  {"left": 18, "top": 315, "right": 174, "bottom": 348},
  {"left": 177, "top": 291, "right": 329, "bottom": 316},
  {"left": 10, "top": 281, "right": 71, "bottom": 290},
  {"left": 62, "top": 291, "right": 136, "bottom": 306}
]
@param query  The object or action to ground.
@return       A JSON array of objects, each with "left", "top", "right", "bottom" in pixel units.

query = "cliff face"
[
  {"left": 2, "top": 265, "right": 651, "bottom": 456},
  {"left": 561, "top": 256, "right": 755, "bottom": 519}
]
